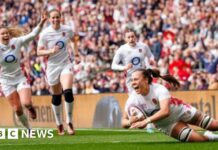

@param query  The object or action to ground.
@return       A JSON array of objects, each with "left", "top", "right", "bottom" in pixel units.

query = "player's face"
[
  {"left": 0, "top": 28, "right": 10, "bottom": 44},
  {"left": 131, "top": 71, "right": 149, "bottom": 95},
  {"left": 125, "top": 32, "right": 136, "bottom": 46},
  {"left": 49, "top": 11, "right": 61, "bottom": 27}
]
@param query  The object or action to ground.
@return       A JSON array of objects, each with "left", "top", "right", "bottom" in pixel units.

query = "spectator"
[{"left": 0, "top": 0, "right": 218, "bottom": 95}]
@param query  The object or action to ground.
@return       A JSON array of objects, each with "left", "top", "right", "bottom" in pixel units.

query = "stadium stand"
[{"left": 0, "top": 0, "right": 218, "bottom": 95}]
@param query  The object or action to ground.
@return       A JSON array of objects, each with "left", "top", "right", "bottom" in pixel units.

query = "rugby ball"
[{"left": 128, "top": 106, "right": 146, "bottom": 120}]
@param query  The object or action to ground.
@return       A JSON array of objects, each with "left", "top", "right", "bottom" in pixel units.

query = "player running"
[
  {"left": 0, "top": 14, "right": 47, "bottom": 129},
  {"left": 37, "top": 9, "right": 79, "bottom": 135}
]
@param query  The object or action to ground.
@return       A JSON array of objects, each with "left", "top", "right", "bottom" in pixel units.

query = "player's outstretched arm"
[{"left": 20, "top": 13, "right": 47, "bottom": 44}]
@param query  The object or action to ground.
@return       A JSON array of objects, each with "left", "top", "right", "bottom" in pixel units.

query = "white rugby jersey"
[
  {"left": 111, "top": 42, "right": 154, "bottom": 77},
  {"left": 125, "top": 83, "right": 191, "bottom": 128},
  {"left": 0, "top": 26, "right": 41, "bottom": 85},
  {"left": 38, "top": 25, "right": 73, "bottom": 66}
]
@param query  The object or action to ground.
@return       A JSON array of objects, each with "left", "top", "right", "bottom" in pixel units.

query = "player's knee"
[
  {"left": 178, "top": 127, "right": 192, "bottom": 142},
  {"left": 52, "top": 94, "right": 62, "bottom": 106},
  {"left": 199, "top": 115, "right": 212, "bottom": 129},
  {"left": 63, "top": 89, "right": 74, "bottom": 103}
]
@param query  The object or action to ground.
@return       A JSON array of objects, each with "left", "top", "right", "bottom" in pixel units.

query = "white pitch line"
[
  {"left": 0, "top": 140, "right": 173, "bottom": 146},
  {"left": 0, "top": 127, "right": 156, "bottom": 132}
]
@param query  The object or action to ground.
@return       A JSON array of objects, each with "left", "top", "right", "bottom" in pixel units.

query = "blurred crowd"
[{"left": 0, "top": 0, "right": 218, "bottom": 96}]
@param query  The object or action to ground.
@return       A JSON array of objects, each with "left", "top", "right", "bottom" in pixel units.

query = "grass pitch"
[{"left": 0, "top": 129, "right": 218, "bottom": 150}]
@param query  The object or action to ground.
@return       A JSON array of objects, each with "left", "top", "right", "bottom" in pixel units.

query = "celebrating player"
[
  {"left": 37, "top": 9, "right": 79, "bottom": 135},
  {"left": 0, "top": 14, "right": 47, "bottom": 129},
  {"left": 122, "top": 68, "right": 218, "bottom": 142}
]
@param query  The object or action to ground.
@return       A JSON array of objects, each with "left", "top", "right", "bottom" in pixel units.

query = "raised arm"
[{"left": 19, "top": 13, "right": 47, "bottom": 44}]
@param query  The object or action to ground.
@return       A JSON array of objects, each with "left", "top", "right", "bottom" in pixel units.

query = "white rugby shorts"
[
  {"left": 46, "top": 63, "right": 73, "bottom": 86},
  {"left": 1, "top": 78, "right": 30, "bottom": 97}
]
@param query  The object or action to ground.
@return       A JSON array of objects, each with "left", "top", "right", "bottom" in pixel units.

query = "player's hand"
[
  {"left": 124, "top": 63, "right": 133, "bottom": 71},
  {"left": 129, "top": 110, "right": 140, "bottom": 124},
  {"left": 129, "top": 115, "right": 139, "bottom": 124},
  {"left": 41, "top": 12, "right": 48, "bottom": 23},
  {"left": 39, "top": 12, "right": 48, "bottom": 27},
  {"left": 130, "top": 120, "right": 147, "bottom": 129},
  {"left": 50, "top": 46, "right": 59, "bottom": 55}
]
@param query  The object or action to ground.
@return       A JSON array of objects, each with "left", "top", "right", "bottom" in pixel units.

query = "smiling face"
[
  {"left": 49, "top": 10, "right": 61, "bottom": 29},
  {"left": 0, "top": 27, "right": 10, "bottom": 45},
  {"left": 125, "top": 31, "right": 136, "bottom": 47},
  {"left": 131, "top": 71, "right": 149, "bottom": 95}
]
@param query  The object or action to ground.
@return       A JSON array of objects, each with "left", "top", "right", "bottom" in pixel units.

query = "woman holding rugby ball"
[{"left": 122, "top": 68, "right": 218, "bottom": 142}]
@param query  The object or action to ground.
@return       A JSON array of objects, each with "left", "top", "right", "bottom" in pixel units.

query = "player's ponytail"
[
  {"left": 134, "top": 68, "right": 180, "bottom": 88},
  {"left": 147, "top": 69, "right": 180, "bottom": 88}
]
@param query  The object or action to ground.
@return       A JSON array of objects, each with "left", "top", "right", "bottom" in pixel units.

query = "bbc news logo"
[{"left": 0, "top": 128, "right": 54, "bottom": 139}]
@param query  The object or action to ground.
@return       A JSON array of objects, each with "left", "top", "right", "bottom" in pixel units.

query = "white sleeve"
[
  {"left": 144, "top": 45, "right": 155, "bottom": 69},
  {"left": 124, "top": 95, "right": 134, "bottom": 113},
  {"left": 124, "top": 93, "right": 142, "bottom": 115},
  {"left": 157, "top": 85, "right": 171, "bottom": 101},
  {"left": 19, "top": 26, "right": 41, "bottom": 44},
  {"left": 144, "top": 44, "right": 154, "bottom": 59},
  {"left": 111, "top": 48, "right": 125, "bottom": 71},
  {"left": 124, "top": 102, "right": 129, "bottom": 113},
  {"left": 37, "top": 32, "right": 47, "bottom": 49}
]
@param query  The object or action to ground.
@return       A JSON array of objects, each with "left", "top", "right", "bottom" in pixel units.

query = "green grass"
[{"left": 0, "top": 129, "right": 218, "bottom": 150}]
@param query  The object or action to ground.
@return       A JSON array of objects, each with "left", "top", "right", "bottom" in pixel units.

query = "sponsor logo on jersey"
[
  {"left": 131, "top": 57, "right": 140, "bottom": 65},
  {"left": 139, "top": 49, "right": 142, "bottom": 53},
  {"left": 4, "top": 54, "right": 17, "bottom": 63},
  {"left": 62, "top": 32, "right": 66, "bottom": 37},
  {"left": 55, "top": 41, "right": 65, "bottom": 49}
]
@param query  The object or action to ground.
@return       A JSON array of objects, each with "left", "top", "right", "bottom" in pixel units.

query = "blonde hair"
[
  {"left": 8, "top": 27, "right": 24, "bottom": 37},
  {"left": 0, "top": 26, "right": 24, "bottom": 37}
]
